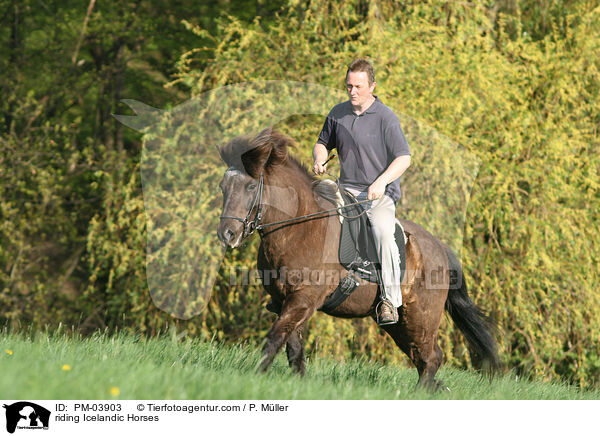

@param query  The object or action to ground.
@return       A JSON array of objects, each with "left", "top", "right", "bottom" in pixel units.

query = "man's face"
[{"left": 346, "top": 71, "right": 376, "bottom": 107}]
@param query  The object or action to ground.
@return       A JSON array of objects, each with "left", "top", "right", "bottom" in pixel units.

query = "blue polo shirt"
[{"left": 317, "top": 96, "right": 411, "bottom": 204}]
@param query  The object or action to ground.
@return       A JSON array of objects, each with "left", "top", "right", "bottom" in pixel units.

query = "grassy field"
[{"left": 1, "top": 330, "right": 598, "bottom": 400}]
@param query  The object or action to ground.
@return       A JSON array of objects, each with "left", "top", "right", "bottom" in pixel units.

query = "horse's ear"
[{"left": 241, "top": 128, "right": 292, "bottom": 178}]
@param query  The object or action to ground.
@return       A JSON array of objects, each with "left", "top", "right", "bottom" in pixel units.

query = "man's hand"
[
  {"left": 367, "top": 155, "right": 411, "bottom": 200},
  {"left": 312, "top": 142, "right": 329, "bottom": 175},
  {"left": 367, "top": 178, "right": 387, "bottom": 200},
  {"left": 313, "top": 161, "right": 327, "bottom": 175}
]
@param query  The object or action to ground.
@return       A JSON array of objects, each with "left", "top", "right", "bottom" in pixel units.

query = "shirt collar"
[
  {"left": 348, "top": 95, "right": 380, "bottom": 115},
  {"left": 364, "top": 95, "right": 380, "bottom": 114}
]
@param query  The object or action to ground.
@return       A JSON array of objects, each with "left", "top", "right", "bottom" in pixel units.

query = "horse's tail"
[{"left": 444, "top": 246, "right": 500, "bottom": 373}]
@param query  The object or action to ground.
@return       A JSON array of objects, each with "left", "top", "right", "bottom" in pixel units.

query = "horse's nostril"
[{"left": 224, "top": 229, "right": 234, "bottom": 242}]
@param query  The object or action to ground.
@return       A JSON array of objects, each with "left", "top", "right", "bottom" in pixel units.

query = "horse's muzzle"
[{"left": 217, "top": 221, "right": 243, "bottom": 248}]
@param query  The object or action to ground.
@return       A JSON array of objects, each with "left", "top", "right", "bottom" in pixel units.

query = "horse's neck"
[
  {"left": 259, "top": 173, "right": 326, "bottom": 253},
  {"left": 262, "top": 178, "right": 320, "bottom": 225}
]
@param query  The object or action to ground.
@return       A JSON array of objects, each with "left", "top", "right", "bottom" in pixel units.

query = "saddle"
[{"left": 319, "top": 187, "right": 407, "bottom": 312}]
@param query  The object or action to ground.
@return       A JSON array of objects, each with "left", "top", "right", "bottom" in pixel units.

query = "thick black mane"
[
  {"left": 219, "top": 128, "right": 290, "bottom": 178},
  {"left": 287, "top": 154, "right": 319, "bottom": 184},
  {"left": 219, "top": 129, "right": 337, "bottom": 203}
]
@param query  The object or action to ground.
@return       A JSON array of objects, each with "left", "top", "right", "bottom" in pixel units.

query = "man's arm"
[
  {"left": 367, "top": 155, "right": 411, "bottom": 200},
  {"left": 312, "top": 142, "right": 330, "bottom": 175}
]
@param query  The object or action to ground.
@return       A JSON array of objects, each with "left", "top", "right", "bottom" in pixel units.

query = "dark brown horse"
[{"left": 217, "top": 128, "right": 499, "bottom": 390}]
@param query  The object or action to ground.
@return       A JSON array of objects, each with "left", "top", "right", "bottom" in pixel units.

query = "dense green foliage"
[
  {"left": 1, "top": 0, "right": 599, "bottom": 388},
  {"left": 2, "top": 331, "right": 598, "bottom": 399}
]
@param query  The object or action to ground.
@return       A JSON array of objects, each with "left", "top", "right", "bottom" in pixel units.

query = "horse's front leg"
[{"left": 259, "top": 293, "right": 314, "bottom": 373}]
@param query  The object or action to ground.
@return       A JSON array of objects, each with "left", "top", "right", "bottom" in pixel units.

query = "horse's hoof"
[
  {"left": 435, "top": 380, "right": 450, "bottom": 392},
  {"left": 292, "top": 367, "right": 306, "bottom": 377},
  {"left": 417, "top": 379, "right": 450, "bottom": 393},
  {"left": 257, "top": 357, "right": 272, "bottom": 373}
]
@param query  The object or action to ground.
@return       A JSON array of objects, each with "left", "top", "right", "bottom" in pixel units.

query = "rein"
[{"left": 219, "top": 171, "right": 372, "bottom": 239}]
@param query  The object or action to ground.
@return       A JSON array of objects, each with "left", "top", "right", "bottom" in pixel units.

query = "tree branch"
[{"left": 72, "top": 0, "right": 96, "bottom": 65}]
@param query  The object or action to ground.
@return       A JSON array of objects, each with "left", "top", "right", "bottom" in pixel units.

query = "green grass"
[{"left": 1, "top": 330, "right": 598, "bottom": 400}]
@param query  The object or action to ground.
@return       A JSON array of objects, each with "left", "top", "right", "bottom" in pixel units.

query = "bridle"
[
  {"left": 219, "top": 172, "right": 266, "bottom": 240},
  {"left": 219, "top": 171, "right": 373, "bottom": 242}
]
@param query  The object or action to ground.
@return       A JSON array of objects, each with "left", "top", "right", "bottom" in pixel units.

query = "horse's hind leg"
[
  {"left": 414, "top": 343, "right": 446, "bottom": 391},
  {"left": 286, "top": 324, "right": 305, "bottom": 375},
  {"left": 381, "top": 318, "right": 447, "bottom": 392}
]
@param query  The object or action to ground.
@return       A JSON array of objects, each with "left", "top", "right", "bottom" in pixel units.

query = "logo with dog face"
[{"left": 3, "top": 402, "right": 50, "bottom": 433}]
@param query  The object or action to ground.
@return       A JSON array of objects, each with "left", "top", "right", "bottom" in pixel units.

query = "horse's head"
[{"left": 217, "top": 128, "right": 292, "bottom": 248}]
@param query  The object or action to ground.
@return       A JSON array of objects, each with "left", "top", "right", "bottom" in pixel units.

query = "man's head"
[{"left": 345, "top": 59, "right": 376, "bottom": 107}]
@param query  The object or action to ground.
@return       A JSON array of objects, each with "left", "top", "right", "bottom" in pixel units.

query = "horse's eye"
[{"left": 247, "top": 183, "right": 257, "bottom": 191}]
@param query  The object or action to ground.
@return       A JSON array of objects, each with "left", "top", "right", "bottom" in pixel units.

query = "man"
[{"left": 312, "top": 59, "right": 411, "bottom": 325}]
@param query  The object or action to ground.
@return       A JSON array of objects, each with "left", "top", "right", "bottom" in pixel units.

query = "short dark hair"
[{"left": 346, "top": 59, "right": 375, "bottom": 84}]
